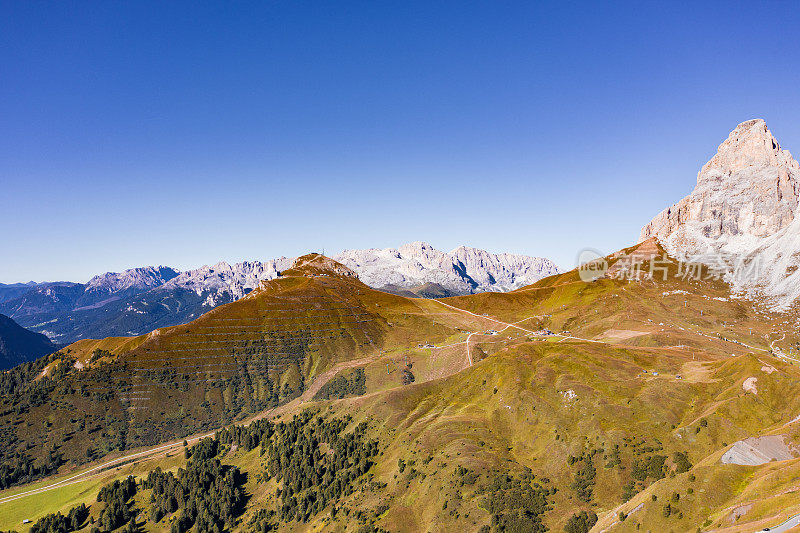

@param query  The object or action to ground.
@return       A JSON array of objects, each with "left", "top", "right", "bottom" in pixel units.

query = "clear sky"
[{"left": 2, "top": 1, "right": 800, "bottom": 283}]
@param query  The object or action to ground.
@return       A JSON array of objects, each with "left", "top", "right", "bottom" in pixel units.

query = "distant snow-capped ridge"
[
  {"left": 149, "top": 243, "right": 559, "bottom": 301},
  {"left": 86, "top": 266, "right": 180, "bottom": 294},
  {"left": 161, "top": 258, "right": 295, "bottom": 304},
  {"left": 640, "top": 118, "right": 800, "bottom": 311},
  {"left": 0, "top": 245, "right": 558, "bottom": 343},
  {"left": 334, "top": 242, "right": 560, "bottom": 294}
]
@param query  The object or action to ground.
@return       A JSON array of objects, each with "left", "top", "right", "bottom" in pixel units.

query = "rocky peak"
[
  {"left": 334, "top": 243, "right": 559, "bottom": 295},
  {"left": 450, "top": 246, "right": 558, "bottom": 287},
  {"left": 162, "top": 258, "right": 294, "bottom": 300},
  {"left": 701, "top": 119, "right": 797, "bottom": 175},
  {"left": 86, "top": 266, "right": 179, "bottom": 294},
  {"left": 397, "top": 241, "right": 452, "bottom": 269},
  {"left": 640, "top": 119, "right": 800, "bottom": 310},
  {"left": 641, "top": 119, "right": 800, "bottom": 246}
]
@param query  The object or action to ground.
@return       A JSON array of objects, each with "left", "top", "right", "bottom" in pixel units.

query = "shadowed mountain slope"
[{"left": 0, "top": 313, "right": 57, "bottom": 370}]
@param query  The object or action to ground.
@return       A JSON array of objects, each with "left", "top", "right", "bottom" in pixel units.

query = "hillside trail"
[{"left": 431, "top": 299, "right": 603, "bottom": 354}]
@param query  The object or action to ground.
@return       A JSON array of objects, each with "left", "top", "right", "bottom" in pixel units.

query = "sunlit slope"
[
  {"left": 5, "top": 248, "right": 800, "bottom": 532},
  {"left": 0, "top": 254, "right": 485, "bottom": 482},
  {"left": 442, "top": 240, "right": 797, "bottom": 357},
  {"left": 323, "top": 337, "right": 800, "bottom": 532}
]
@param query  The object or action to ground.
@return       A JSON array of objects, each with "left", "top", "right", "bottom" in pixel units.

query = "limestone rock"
[
  {"left": 334, "top": 241, "right": 559, "bottom": 295},
  {"left": 640, "top": 119, "right": 800, "bottom": 310}
]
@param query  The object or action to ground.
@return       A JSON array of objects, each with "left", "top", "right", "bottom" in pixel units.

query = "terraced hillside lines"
[
  {"left": 105, "top": 276, "right": 389, "bottom": 438},
  {"left": 0, "top": 254, "right": 489, "bottom": 494}
]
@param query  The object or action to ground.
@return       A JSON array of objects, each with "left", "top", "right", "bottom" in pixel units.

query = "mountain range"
[
  {"left": 4, "top": 245, "right": 800, "bottom": 532},
  {"left": 0, "top": 244, "right": 557, "bottom": 344},
  {"left": 6, "top": 119, "right": 800, "bottom": 532},
  {"left": 335, "top": 241, "right": 559, "bottom": 296}
]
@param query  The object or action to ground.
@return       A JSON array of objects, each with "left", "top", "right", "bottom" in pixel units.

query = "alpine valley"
[{"left": 4, "top": 121, "right": 800, "bottom": 533}]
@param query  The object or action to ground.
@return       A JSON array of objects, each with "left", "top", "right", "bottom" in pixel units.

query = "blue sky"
[{"left": 2, "top": 1, "right": 800, "bottom": 282}]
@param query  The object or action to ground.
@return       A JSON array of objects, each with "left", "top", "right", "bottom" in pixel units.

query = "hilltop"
[{"left": 0, "top": 244, "right": 556, "bottom": 344}]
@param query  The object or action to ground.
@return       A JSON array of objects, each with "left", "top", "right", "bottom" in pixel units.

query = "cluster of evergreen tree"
[
  {"left": 264, "top": 411, "right": 379, "bottom": 523},
  {"left": 141, "top": 437, "right": 244, "bottom": 533},
  {"left": 567, "top": 452, "right": 597, "bottom": 503},
  {"left": 481, "top": 470, "right": 553, "bottom": 532},
  {"left": 96, "top": 476, "right": 137, "bottom": 532},
  {"left": 89, "top": 349, "right": 112, "bottom": 363},
  {"left": 0, "top": 353, "right": 72, "bottom": 489},
  {"left": 219, "top": 412, "right": 381, "bottom": 527},
  {"left": 313, "top": 368, "right": 366, "bottom": 400},
  {"left": 563, "top": 510, "right": 598, "bottom": 533},
  {"left": 672, "top": 451, "right": 692, "bottom": 474},
  {"left": 245, "top": 509, "right": 277, "bottom": 533},
  {"left": 0, "top": 332, "right": 315, "bottom": 494},
  {"left": 0, "top": 448, "right": 63, "bottom": 490},
  {"left": 216, "top": 419, "right": 275, "bottom": 453},
  {"left": 28, "top": 504, "right": 88, "bottom": 533},
  {"left": 630, "top": 453, "right": 666, "bottom": 482}
]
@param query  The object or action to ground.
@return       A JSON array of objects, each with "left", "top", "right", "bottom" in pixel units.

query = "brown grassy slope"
[
  {"left": 0, "top": 254, "right": 489, "bottom": 477},
  {"left": 325, "top": 340, "right": 800, "bottom": 532},
  {"left": 6, "top": 249, "right": 800, "bottom": 532}
]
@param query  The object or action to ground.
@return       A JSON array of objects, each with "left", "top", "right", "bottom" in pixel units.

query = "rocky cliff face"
[
  {"left": 640, "top": 119, "right": 800, "bottom": 310},
  {"left": 335, "top": 242, "right": 559, "bottom": 295},
  {"left": 85, "top": 266, "right": 179, "bottom": 295},
  {"left": 161, "top": 258, "right": 294, "bottom": 306}
]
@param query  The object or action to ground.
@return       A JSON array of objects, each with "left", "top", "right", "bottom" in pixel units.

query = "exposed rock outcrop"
[
  {"left": 161, "top": 258, "right": 294, "bottom": 305},
  {"left": 721, "top": 435, "right": 797, "bottom": 466},
  {"left": 334, "top": 242, "right": 559, "bottom": 295},
  {"left": 640, "top": 119, "right": 800, "bottom": 310},
  {"left": 86, "top": 266, "right": 179, "bottom": 295}
]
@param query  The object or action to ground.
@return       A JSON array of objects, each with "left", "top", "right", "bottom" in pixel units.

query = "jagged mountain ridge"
[
  {"left": 640, "top": 118, "right": 800, "bottom": 310},
  {"left": 0, "top": 244, "right": 554, "bottom": 343},
  {"left": 0, "top": 260, "right": 294, "bottom": 343},
  {"left": 161, "top": 258, "right": 295, "bottom": 306},
  {"left": 85, "top": 266, "right": 179, "bottom": 296},
  {"left": 334, "top": 241, "right": 559, "bottom": 295}
]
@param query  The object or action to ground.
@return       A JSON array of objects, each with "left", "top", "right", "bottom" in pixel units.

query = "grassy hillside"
[
  {"left": 0, "top": 255, "right": 484, "bottom": 492},
  {"left": 3, "top": 247, "right": 800, "bottom": 532}
]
